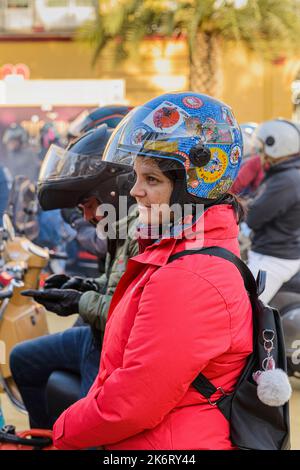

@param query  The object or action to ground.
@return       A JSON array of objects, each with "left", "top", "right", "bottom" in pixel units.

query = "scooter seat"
[
  {"left": 46, "top": 370, "right": 81, "bottom": 423},
  {"left": 281, "top": 270, "right": 300, "bottom": 293}
]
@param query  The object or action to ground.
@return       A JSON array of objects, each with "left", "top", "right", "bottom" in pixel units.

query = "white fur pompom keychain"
[{"left": 253, "top": 355, "right": 292, "bottom": 407}]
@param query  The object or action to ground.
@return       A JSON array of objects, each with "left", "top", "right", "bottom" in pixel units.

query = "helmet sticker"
[
  {"left": 208, "top": 176, "right": 233, "bottom": 198},
  {"left": 143, "top": 140, "right": 178, "bottom": 153},
  {"left": 222, "top": 107, "right": 237, "bottom": 127},
  {"left": 196, "top": 148, "right": 228, "bottom": 183},
  {"left": 131, "top": 127, "right": 148, "bottom": 145},
  {"left": 182, "top": 96, "right": 203, "bottom": 109},
  {"left": 203, "top": 121, "right": 233, "bottom": 144},
  {"left": 187, "top": 168, "right": 200, "bottom": 188},
  {"left": 143, "top": 101, "right": 188, "bottom": 134},
  {"left": 184, "top": 116, "right": 203, "bottom": 136},
  {"left": 176, "top": 151, "right": 190, "bottom": 170},
  {"left": 230, "top": 145, "right": 242, "bottom": 165}
]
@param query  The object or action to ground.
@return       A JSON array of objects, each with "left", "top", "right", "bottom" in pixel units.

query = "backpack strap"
[
  {"left": 168, "top": 246, "right": 258, "bottom": 297},
  {"left": 167, "top": 246, "right": 258, "bottom": 415}
]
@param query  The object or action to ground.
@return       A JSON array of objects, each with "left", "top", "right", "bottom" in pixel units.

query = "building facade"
[{"left": 0, "top": 1, "right": 300, "bottom": 122}]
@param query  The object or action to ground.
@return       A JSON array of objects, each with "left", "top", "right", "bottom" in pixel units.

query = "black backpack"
[{"left": 168, "top": 246, "right": 290, "bottom": 450}]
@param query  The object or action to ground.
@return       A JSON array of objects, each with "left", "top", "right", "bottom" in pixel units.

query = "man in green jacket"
[{"left": 10, "top": 126, "right": 138, "bottom": 429}]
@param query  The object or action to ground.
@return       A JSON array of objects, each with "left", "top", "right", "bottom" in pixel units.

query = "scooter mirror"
[{"left": 2, "top": 214, "right": 15, "bottom": 241}]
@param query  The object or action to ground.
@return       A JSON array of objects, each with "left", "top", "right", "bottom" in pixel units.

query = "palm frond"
[{"left": 79, "top": 0, "right": 300, "bottom": 67}]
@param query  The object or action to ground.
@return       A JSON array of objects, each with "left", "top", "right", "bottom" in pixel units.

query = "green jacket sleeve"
[
  {"left": 78, "top": 270, "right": 109, "bottom": 330},
  {"left": 78, "top": 290, "right": 112, "bottom": 332},
  {"left": 93, "top": 273, "right": 107, "bottom": 293},
  {"left": 78, "top": 212, "right": 139, "bottom": 332}
]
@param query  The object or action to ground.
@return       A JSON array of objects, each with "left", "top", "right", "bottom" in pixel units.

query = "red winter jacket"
[{"left": 53, "top": 204, "right": 253, "bottom": 450}]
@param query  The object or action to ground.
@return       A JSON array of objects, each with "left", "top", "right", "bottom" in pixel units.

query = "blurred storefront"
[
  {"left": 0, "top": 0, "right": 95, "bottom": 33},
  {"left": 0, "top": 1, "right": 300, "bottom": 123}
]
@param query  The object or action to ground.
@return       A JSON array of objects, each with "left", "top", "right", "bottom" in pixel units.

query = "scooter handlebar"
[
  {"left": 0, "top": 284, "right": 14, "bottom": 300},
  {"left": 0, "top": 279, "right": 24, "bottom": 300},
  {"left": 48, "top": 250, "right": 68, "bottom": 260}
]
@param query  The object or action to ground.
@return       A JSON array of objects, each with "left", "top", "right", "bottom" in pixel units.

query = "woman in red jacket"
[{"left": 52, "top": 92, "right": 253, "bottom": 450}]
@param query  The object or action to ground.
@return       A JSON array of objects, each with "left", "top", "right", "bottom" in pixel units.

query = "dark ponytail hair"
[{"left": 217, "top": 192, "right": 245, "bottom": 223}]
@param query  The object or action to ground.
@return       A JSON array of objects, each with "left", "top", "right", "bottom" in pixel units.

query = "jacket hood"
[{"left": 135, "top": 204, "right": 239, "bottom": 266}]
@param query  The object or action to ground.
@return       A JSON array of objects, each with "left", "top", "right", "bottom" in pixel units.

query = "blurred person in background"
[
  {"left": 247, "top": 119, "right": 300, "bottom": 303},
  {"left": 1, "top": 122, "right": 40, "bottom": 182},
  {"left": 38, "top": 122, "right": 62, "bottom": 162},
  {"left": 230, "top": 122, "right": 264, "bottom": 197},
  {"left": 60, "top": 206, "right": 107, "bottom": 276}
]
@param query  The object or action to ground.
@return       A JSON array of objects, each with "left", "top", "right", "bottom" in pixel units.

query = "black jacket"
[{"left": 247, "top": 156, "right": 300, "bottom": 259}]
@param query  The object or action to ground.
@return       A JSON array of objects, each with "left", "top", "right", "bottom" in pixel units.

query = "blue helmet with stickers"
[{"left": 103, "top": 92, "right": 243, "bottom": 200}]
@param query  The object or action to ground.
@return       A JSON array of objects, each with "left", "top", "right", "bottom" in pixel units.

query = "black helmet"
[
  {"left": 37, "top": 124, "right": 134, "bottom": 211},
  {"left": 68, "top": 104, "right": 133, "bottom": 138}
]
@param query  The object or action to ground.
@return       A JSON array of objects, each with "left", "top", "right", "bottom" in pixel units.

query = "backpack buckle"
[
  {"left": 256, "top": 270, "right": 267, "bottom": 296},
  {"left": 208, "top": 386, "right": 228, "bottom": 406}
]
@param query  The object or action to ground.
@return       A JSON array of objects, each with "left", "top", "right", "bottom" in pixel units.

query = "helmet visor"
[
  {"left": 39, "top": 144, "right": 107, "bottom": 183},
  {"left": 103, "top": 105, "right": 236, "bottom": 168}
]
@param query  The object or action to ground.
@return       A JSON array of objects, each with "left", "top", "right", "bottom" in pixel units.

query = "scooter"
[{"left": 0, "top": 214, "right": 49, "bottom": 411}]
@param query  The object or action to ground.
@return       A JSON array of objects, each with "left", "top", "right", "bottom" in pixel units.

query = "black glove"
[
  {"left": 44, "top": 274, "right": 98, "bottom": 293},
  {"left": 21, "top": 289, "right": 82, "bottom": 316},
  {"left": 61, "top": 276, "right": 99, "bottom": 292},
  {"left": 44, "top": 274, "right": 71, "bottom": 289}
]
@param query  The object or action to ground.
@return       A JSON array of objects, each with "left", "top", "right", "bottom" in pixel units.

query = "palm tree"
[{"left": 80, "top": 0, "right": 300, "bottom": 97}]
